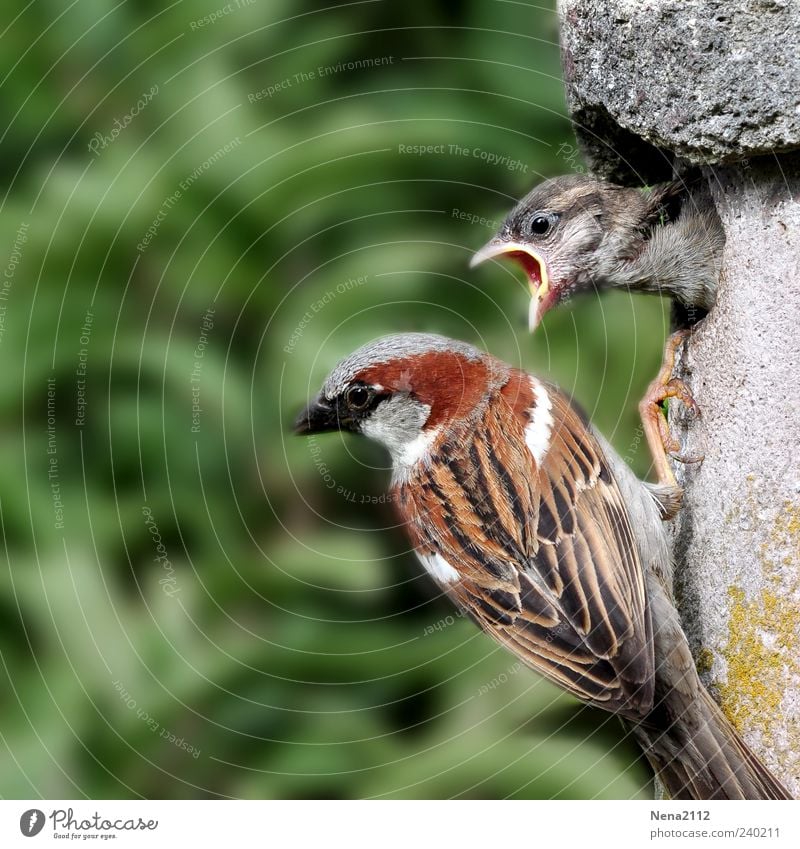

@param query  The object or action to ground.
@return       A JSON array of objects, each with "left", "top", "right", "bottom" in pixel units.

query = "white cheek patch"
[
  {"left": 416, "top": 551, "right": 460, "bottom": 584},
  {"left": 359, "top": 397, "right": 435, "bottom": 481},
  {"left": 397, "top": 426, "right": 439, "bottom": 469},
  {"left": 525, "top": 377, "right": 553, "bottom": 466}
]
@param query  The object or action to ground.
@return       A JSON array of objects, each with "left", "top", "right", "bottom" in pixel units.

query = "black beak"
[{"left": 293, "top": 395, "right": 342, "bottom": 435}]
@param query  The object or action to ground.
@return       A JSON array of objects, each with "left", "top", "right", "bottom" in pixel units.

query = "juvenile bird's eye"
[
  {"left": 528, "top": 214, "right": 552, "bottom": 236},
  {"left": 345, "top": 385, "right": 373, "bottom": 411}
]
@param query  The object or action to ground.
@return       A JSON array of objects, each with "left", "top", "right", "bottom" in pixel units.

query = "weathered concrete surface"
[
  {"left": 557, "top": 0, "right": 800, "bottom": 795},
  {"left": 560, "top": 0, "right": 800, "bottom": 180},
  {"left": 670, "top": 155, "right": 800, "bottom": 796}
]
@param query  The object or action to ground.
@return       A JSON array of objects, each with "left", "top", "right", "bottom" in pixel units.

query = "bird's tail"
[{"left": 629, "top": 687, "right": 792, "bottom": 800}]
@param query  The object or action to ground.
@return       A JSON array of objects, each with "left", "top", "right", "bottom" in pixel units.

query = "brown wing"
[{"left": 397, "top": 373, "right": 654, "bottom": 718}]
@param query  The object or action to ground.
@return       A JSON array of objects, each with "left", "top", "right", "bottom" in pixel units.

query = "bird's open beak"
[
  {"left": 293, "top": 395, "right": 341, "bottom": 435},
  {"left": 470, "top": 240, "right": 552, "bottom": 332}
]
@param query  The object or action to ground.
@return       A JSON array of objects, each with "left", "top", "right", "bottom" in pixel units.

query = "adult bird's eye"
[
  {"left": 529, "top": 214, "right": 551, "bottom": 236},
  {"left": 345, "top": 385, "right": 372, "bottom": 411}
]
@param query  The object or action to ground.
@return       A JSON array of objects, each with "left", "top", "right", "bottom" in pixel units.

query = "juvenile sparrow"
[
  {"left": 295, "top": 333, "right": 790, "bottom": 800},
  {"left": 471, "top": 174, "right": 725, "bottom": 497},
  {"left": 470, "top": 174, "right": 724, "bottom": 333}
]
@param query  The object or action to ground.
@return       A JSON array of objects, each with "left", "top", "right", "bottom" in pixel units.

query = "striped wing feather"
[{"left": 398, "top": 378, "right": 654, "bottom": 718}]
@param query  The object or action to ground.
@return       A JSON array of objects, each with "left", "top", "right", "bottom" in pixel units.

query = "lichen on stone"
[
  {"left": 717, "top": 501, "right": 800, "bottom": 770},
  {"left": 695, "top": 647, "right": 715, "bottom": 677}
]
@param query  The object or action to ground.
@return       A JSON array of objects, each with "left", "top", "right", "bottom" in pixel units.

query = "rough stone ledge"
[{"left": 560, "top": 0, "right": 800, "bottom": 180}]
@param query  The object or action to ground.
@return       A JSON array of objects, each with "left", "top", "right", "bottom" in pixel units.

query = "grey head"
[{"left": 294, "top": 333, "right": 500, "bottom": 472}]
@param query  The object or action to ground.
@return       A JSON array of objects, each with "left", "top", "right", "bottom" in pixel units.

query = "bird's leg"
[{"left": 639, "top": 330, "right": 703, "bottom": 515}]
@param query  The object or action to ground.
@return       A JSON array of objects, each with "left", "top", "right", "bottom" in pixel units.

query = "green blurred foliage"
[{"left": 0, "top": 0, "right": 667, "bottom": 799}]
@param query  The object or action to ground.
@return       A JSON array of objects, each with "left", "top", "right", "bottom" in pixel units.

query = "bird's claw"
[
  {"left": 639, "top": 330, "right": 702, "bottom": 497},
  {"left": 669, "top": 448, "right": 705, "bottom": 465}
]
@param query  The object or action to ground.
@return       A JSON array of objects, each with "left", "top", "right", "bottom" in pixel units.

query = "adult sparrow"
[
  {"left": 295, "top": 333, "right": 790, "bottom": 800},
  {"left": 470, "top": 175, "right": 725, "bottom": 496}
]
